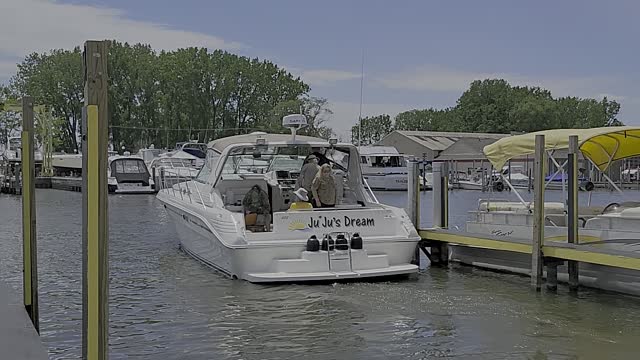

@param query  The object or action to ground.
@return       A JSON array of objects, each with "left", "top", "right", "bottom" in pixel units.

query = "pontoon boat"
[{"left": 461, "top": 126, "right": 640, "bottom": 294}]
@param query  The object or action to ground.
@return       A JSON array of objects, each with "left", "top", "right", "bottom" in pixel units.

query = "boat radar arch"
[{"left": 282, "top": 114, "right": 307, "bottom": 142}]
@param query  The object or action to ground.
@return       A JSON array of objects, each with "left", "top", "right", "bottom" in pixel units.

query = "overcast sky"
[{"left": 1, "top": 0, "right": 638, "bottom": 137}]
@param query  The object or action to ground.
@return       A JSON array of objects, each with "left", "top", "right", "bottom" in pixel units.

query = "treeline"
[
  {"left": 352, "top": 79, "right": 622, "bottom": 144},
  {"left": 2, "top": 41, "right": 333, "bottom": 152}
]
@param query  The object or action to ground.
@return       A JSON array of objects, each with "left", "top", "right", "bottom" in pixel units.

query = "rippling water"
[{"left": 1, "top": 189, "right": 640, "bottom": 359}]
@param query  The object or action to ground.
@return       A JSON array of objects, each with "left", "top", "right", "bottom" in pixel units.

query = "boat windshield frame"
[
  {"left": 204, "top": 142, "right": 361, "bottom": 187},
  {"left": 217, "top": 144, "right": 351, "bottom": 179}
]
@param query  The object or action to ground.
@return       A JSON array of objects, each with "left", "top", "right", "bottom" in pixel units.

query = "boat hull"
[
  {"left": 363, "top": 174, "right": 409, "bottom": 191},
  {"left": 161, "top": 195, "right": 420, "bottom": 282}
]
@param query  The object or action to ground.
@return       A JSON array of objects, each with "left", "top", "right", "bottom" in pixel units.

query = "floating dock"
[{"left": 0, "top": 281, "right": 48, "bottom": 359}]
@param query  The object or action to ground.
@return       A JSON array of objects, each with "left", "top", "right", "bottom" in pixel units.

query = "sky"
[{"left": 1, "top": 0, "right": 639, "bottom": 138}]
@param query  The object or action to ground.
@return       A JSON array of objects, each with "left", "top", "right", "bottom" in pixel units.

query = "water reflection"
[{"left": 0, "top": 190, "right": 639, "bottom": 359}]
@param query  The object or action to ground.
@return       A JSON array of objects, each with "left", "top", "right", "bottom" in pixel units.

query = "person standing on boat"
[
  {"left": 312, "top": 164, "right": 337, "bottom": 208},
  {"left": 296, "top": 154, "right": 320, "bottom": 193}
]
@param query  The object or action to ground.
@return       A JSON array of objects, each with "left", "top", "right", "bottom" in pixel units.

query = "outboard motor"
[
  {"left": 350, "top": 233, "right": 363, "bottom": 250},
  {"left": 306, "top": 235, "right": 319, "bottom": 252}
]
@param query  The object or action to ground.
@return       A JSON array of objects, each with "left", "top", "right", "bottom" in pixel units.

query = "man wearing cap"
[{"left": 296, "top": 154, "right": 320, "bottom": 196}]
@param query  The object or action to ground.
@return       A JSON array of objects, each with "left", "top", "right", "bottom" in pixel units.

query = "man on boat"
[
  {"left": 296, "top": 154, "right": 320, "bottom": 194},
  {"left": 312, "top": 164, "right": 338, "bottom": 208}
]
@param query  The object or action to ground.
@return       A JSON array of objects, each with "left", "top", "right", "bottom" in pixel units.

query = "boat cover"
[{"left": 483, "top": 126, "right": 640, "bottom": 171}]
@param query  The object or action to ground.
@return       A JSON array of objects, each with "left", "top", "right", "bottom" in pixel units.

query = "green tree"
[
  {"left": 11, "top": 48, "right": 83, "bottom": 152},
  {"left": 351, "top": 114, "right": 393, "bottom": 145},
  {"left": 8, "top": 42, "right": 311, "bottom": 153},
  {"left": 268, "top": 96, "right": 334, "bottom": 138},
  {"left": 0, "top": 85, "right": 21, "bottom": 147}
]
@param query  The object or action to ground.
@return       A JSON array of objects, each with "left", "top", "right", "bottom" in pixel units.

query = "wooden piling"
[
  {"left": 531, "top": 134, "right": 545, "bottom": 291},
  {"left": 82, "top": 40, "right": 109, "bottom": 360},
  {"left": 546, "top": 260, "right": 558, "bottom": 291},
  {"left": 408, "top": 160, "right": 421, "bottom": 266},
  {"left": 567, "top": 135, "right": 579, "bottom": 291},
  {"left": 21, "top": 96, "right": 39, "bottom": 332},
  {"left": 431, "top": 162, "right": 449, "bottom": 265}
]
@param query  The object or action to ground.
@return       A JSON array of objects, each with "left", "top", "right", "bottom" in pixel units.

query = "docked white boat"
[
  {"left": 460, "top": 127, "right": 640, "bottom": 294},
  {"left": 174, "top": 141, "right": 207, "bottom": 168},
  {"left": 359, "top": 146, "right": 429, "bottom": 191},
  {"left": 108, "top": 154, "right": 156, "bottom": 194},
  {"left": 150, "top": 151, "right": 201, "bottom": 185},
  {"left": 457, "top": 179, "right": 484, "bottom": 190},
  {"left": 156, "top": 115, "right": 420, "bottom": 282},
  {"left": 2, "top": 137, "right": 43, "bottom": 164}
]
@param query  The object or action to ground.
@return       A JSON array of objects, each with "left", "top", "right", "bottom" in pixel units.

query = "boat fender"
[
  {"left": 306, "top": 235, "right": 320, "bottom": 252},
  {"left": 335, "top": 234, "right": 349, "bottom": 250},
  {"left": 351, "top": 233, "right": 363, "bottom": 249},
  {"left": 321, "top": 235, "right": 334, "bottom": 251}
]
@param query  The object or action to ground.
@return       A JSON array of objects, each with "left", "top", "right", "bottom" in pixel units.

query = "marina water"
[{"left": 1, "top": 189, "right": 640, "bottom": 359}]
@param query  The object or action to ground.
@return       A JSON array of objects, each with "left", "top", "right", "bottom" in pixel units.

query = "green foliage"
[
  {"left": 391, "top": 79, "right": 622, "bottom": 136},
  {"left": 11, "top": 48, "right": 84, "bottom": 151},
  {"left": 268, "top": 96, "right": 334, "bottom": 139},
  {"left": 0, "top": 84, "right": 21, "bottom": 146},
  {"left": 351, "top": 114, "right": 393, "bottom": 145},
  {"left": 8, "top": 41, "right": 311, "bottom": 152}
]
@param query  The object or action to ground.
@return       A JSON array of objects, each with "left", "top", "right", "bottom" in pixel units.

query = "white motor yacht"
[
  {"left": 156, "top": 115, "right": 420, "bottom": 282},
  {"left": 461, "top": 126, "right": 640, "bottom": 294},
  {"left": 108, "top": 153, "right": 156, "bottom": 194},
  {"left": 359, "top": 146, "right": 427, "bottom": 191}
]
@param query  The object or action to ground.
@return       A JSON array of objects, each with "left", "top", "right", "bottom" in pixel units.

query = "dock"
[
  {"left": 411, "top": 130, "right": 640, "bottom": 294},
  {"left": 0, "top": 281, "right": 48, "bottom": 359}
]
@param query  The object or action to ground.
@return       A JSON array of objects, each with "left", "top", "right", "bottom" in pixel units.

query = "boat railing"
[
  {"left": 157, "top": 167, "right": 209, "bottom": 210},
  {"left": 362, "top": 177, "right": 379, "bottom": 203},
  {"left": 476, "top": 198, "right": 513, "bottom": 212}
]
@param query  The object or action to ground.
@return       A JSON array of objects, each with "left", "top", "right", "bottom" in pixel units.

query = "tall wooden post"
[
  {"left": 82, "top": 40, "right": 109, "bottom": 360},
  {"left": 531, "top": 135, "right": 545, "bottom": 291},
  {"left": 431, "top": 162, "right": 449, "bottom": 264},
  {"left": 407, "top": 160, "right": 420, "bottom": 227},
  {"left": 407, "top": 160, "right": 421, "bottom": 266},
  {"left": 21, "top": 96, "right": 39, "bottom": 332},
  {"left": 567, "top": 135, "right": 580, "bottom": 291}
]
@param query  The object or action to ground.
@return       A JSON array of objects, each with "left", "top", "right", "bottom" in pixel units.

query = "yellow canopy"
[{"left": 483, "top": 126, "right": 640, "bottom": 171}]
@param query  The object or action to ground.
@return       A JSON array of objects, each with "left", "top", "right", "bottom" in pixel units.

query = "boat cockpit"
[{"left": 192, "top": 140, "right": 374, "bottom": 232}]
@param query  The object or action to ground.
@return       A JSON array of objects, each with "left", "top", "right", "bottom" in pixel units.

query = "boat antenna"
[{"left": 358, "top": 49, "right": 364, "bottom": 147}]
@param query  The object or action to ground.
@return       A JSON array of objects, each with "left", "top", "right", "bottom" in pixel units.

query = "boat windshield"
[
  {"left": 221, "top": 145, "right": 350, "bottom": 175},
  {"left": 267, "top": 156, "right": 305, "bottom": 172},
  {"left": 370, "top": 155, "right": 404, "bottom": 167},
  {"left": 113, "top": 159, "right": 148, "bottom": 174},
  {"left": 151, "top": 158, "right": 193, "bottom": 168}
]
